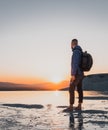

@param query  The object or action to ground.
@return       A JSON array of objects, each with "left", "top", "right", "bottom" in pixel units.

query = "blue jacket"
[{"left": 71, "top": 45, "right": 83, "bottom": 76}]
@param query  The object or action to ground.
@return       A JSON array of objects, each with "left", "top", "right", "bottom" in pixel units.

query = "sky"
[{"left": 0, "top": 0, "right": 108, "bottom": 85}]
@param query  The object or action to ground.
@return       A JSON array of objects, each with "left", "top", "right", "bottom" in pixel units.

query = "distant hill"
[
  {"left": 0, "top": 82, "right": 41, "bottom": 91},
  {"left": 0, "top": 82, "right": 56, "bottom": 91},
  {"left": 60, "top": 87, "right": 69, "bottom": 91},
  {"left": 60, "top": 73, "right": 108, "bottom": 91},
  {"left": 83, "top": 73, "right": 108, "bottom": 91}
]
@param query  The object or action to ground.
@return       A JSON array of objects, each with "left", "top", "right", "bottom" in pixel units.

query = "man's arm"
[{"left": 71, "top": 50, "right": 80, "bottom": 80}]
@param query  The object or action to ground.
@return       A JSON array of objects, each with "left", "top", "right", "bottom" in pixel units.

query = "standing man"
[{"left": 69, "top": 39, "right": 84, "bottom": 110}]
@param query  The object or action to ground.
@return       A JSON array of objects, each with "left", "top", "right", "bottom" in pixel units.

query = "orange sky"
[{"left": 0, "top": 69, "right": 106, "bottom": 84}]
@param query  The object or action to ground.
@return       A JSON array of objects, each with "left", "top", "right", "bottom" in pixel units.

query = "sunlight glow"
[
  {"left": 50, "top": 76, "right": 63, "bottom": 83},
  {"left": 54, "top": 90, "right": 59, "bottom": 97}
]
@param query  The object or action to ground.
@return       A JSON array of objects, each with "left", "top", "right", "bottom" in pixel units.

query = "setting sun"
[{"left": 50, "top": 76, "right": 64, "bottom": 84}]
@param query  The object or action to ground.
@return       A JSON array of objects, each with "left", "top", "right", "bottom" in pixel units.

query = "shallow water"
[{"left": 0, "top": 91, "right": 108, "bottom": 130}]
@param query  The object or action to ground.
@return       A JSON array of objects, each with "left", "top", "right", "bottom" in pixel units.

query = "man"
[{"left": 69, "top": 39, "right": 84, "bottom": 110}]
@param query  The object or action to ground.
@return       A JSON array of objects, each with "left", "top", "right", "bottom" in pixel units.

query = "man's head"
[{"left": 71, "top": 39, "right": 78, "bottom": 49}]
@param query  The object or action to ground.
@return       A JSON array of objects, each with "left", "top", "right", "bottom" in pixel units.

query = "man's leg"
[
  {"left": 69, "top": 77, "right": 80, "bottom": 110},
  {"left": 69, "top": 81, "right": 75, "bottom": 107},
  {"left": 76, "top": 76, "right": 83, "bottom": 110}
]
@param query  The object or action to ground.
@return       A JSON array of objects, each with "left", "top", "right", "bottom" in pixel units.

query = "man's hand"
[{"left": 70, "top": 75, "right": 76, "bottom": 82}]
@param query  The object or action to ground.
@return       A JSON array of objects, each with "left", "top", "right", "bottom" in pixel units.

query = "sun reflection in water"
[{"left": 54, "top": 90, "right": 59, "bottom": 97}]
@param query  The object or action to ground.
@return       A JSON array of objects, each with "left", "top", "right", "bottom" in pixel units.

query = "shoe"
[
  {"left": 75, "top": 105, "right": 82, "bottom": 110},
  {"left": 67, "top": 105, "right": 73, "bottom": 111}
]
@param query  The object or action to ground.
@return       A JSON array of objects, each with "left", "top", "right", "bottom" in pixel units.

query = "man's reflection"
[{"left": 69, "top": 111, "right": 83, "bottom": 130}]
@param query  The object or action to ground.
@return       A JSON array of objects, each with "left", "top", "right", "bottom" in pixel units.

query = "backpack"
[{"left": 80, "top": 51, "right": 93, "bottom": 71}]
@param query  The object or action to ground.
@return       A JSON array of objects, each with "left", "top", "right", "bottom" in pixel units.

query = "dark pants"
[{"left": 69, "top": 75, "right": 84, "bottom": 105}]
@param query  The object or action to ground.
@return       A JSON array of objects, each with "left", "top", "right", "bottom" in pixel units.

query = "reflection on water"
[
  {"left": 0, "top": 91, "right": 104, "bottom": 105},
  {"left": 0, "top": 91, "right": 69, "bottom": 105},
  {"left": 69, "top": 111, "right": 83, "bottom": 130}
]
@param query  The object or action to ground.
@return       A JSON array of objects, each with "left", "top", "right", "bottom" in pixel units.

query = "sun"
[{"left": 50, "top": 76, "right": 63, "bottom": 83}]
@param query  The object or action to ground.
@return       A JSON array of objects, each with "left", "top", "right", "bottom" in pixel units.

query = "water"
[
  {"left": 0, "top": 91, "right": 68, "bottom": 105},
  {"left": 0, "top": 91, "right": 108, "bottom": 130}
]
